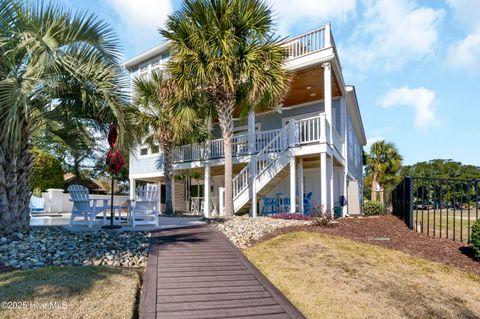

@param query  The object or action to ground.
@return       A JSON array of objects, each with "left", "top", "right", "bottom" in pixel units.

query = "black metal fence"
[{"left": 392, "top": 176, "right": 480, "bottom": 243}]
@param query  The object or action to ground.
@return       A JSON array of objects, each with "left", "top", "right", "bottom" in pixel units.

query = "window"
[
  {"left": 140, "top": 148, "right": 148, "bottom": 156},
  {"left": 151, "top": 145, "right": 160, "bottom": 154}
]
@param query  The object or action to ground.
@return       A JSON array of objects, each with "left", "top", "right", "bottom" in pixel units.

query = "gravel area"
[
  {"left": 0, "top": 227, "right": 150, "bottom": 270},
  {"left": 205, "top": 215, "right": 310, "bottom": 249}
]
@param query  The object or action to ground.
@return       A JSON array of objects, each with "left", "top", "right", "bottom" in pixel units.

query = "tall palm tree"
[
  {"left": 131, "top": 71, "right": 206, "bottom": 215},
  {"left": 161, "top": 0, "right": 291, "bottom": 216},
  {"left": 366, "top": 140, "right": 403, "bottom": 203},
  {"left": 0, "top": 0, "right": 128, "bottom": 234}
]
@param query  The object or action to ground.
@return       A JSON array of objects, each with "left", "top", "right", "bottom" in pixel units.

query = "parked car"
[{"left": 414, "top": 200, "right": 433, "bottom": 209}]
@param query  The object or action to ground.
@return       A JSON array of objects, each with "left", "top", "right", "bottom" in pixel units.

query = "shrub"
[
  {"left": 31, "top": 148, "right": 64, "bottom": 192},
  {"left": 309, "top": 205, "right": 333, "bottom": 226},
  {"left": 363, "top": 201, "right": 384, "bottom": 216},
  {"left": 471, "top": 219, "right": 480, "bottom": 260}
]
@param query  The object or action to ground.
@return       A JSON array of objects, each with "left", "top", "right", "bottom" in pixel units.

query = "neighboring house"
[
  {"left": 64, "top": 173, "right": 108, "bottom": 195},
  {"left": 123, "top": 24, "right": 367, "bottom": 216}
]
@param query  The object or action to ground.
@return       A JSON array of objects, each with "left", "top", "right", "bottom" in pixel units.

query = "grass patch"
[
  {"left": 0, "top": 266, "right": 142, "bottom": 319},
  {"left": 245, "top": 231, "right": 480, "bottom": 319},
  {"left": 414, "top": 209, "right": 479, "bottom": 242}
]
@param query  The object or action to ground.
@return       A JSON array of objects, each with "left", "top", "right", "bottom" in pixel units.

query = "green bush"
[
  {"left": 471, "top": 219, "right": 480, "bottom": 260},
  {"left": 31, "top": 148, "right": 64, "bottom": 192},
  {"left": 363, "top": 201, "right": 384, "bottom": 216}
]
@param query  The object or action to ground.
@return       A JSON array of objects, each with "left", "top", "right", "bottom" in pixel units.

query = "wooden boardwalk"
[{"left": 139, "top": 225, "right": 306, "bottom": 319}]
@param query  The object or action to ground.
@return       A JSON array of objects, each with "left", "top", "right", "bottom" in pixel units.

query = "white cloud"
[
  {"left": 446, "top": 0, "right": 480, "bottom": 71},
  {"left": 269, "top": 0, "right": 357, "bottom": 36},
  {"left": 380, "top": 87, "right": 438, "bottom": 128},
  {"left": 105, "top": 0, "right": 173, "bottom": 45},
  {"left": 446, "top": 0, "right": 480, "bottom": 29},
  {"left": 342, "top": 0, "right": 444, "bottom": 72}
]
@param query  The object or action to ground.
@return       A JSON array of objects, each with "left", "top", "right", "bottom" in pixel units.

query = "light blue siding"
[
  {"left": 130, "top": 151, "right": 164, "bottom": 175},
  {"left": 347, "top": 118, "right": 363, "bottom": 181}
]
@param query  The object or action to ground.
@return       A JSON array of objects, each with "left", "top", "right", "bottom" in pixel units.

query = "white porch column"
[
  {"left": 329, "top": 158, "right": 334, "bottom": 213},
  {"left": 248, "top": 111, "right": 258, "bottom": 217},
  {"left": 204, "top": 166, "right": 211, "bottom": 217},
  {"left": 171, "top": 178, "right": 176, "bottom": 213},
  {"left": 290, "top": 157, "right": 296, "bottom": 213},
  {"left": 298, "top": 158, "right": 304, "bottom": 214},
  {"left": 249, "top": 160, "right": 257, "bottom": 217},
  {"left": 219, "top": 187, "right": 225, "bottom": 216},
  {"left": 322, "top": 62, "right": 333, "bottom": 143},
  {"left": 157, "top": 181, "right": 162, "bottom": 214},
  {"left": 129, "top": 178, "right": 136, "bottom": 201},
  {"left": 343, "top": 169, "right": 348, "bottom": 217},
  {"left": 248, "top": 111, "right": 256, "bottom": 154},
  {"left": 320, "top": 153, "right": 330, "bottom": 212}
]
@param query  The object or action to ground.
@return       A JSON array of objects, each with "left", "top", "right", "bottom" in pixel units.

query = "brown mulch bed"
[{"left": 252, "top": 214, "right": 480, "bottom": 276}]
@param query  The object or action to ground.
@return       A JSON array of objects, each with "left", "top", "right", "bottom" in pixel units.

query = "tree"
[
  {"left": 365, "top": 141, "right": 403, "bottom": 203},
  {"left": 0, "top": 0, "right": 128, "bottom": 233},
  {"left": 131, "top": 71, "right": 205, "bottom": 215},
  {"left": 161, "top": 0, "right": 291, "bottom": 216},
  {"left": 31, "top": 149, "right": 64, "bottom": 192},
  {"left": 400, "top": 159, "right": 480, "bottom": 204},
  {"left": 401, "top": 159, "right": 480, "bottom": 180}
]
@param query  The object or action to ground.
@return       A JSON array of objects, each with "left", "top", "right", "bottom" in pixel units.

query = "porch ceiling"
[{"left": 282, "top": 66, "right": 341, "bottom": 107}]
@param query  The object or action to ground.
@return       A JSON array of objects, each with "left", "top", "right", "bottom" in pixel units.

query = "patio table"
[{"left": 103, "top": 204, "right": 130, "bottom": 226}]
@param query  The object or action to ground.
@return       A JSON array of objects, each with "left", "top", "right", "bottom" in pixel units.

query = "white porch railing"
[
  {"left": 283, "top": 26, "right": 330, "bottom": 60},
  {"left": 295, "top": 115, "right": 322, "bottom": 143},
  {"left": 172, "top": 115, "right": 336, "bottom": 164},
  {"left": 233, "top": 124, "right": 291, "bottom": 200},
  {"left": 174, "top": 128, "right": 282, "bottom": 163},
  {"left": 255, "top": 125, "right": 290, "bottom": 176}
]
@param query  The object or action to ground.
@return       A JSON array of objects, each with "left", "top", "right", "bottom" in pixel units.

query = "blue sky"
[{"left": 59, "top": 0, "right": 480, "bottom": 166}]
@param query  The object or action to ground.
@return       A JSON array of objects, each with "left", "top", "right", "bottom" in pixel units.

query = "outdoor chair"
[
  {"left": 68, "top": 184, "right": 108, "bottom": 228},
  {"left": 261, "top": 197, "right": 279, "bottom": 215},
  {"left": 303, "top": 192, "right": 313, "bottom": 215},
  {"left": 29, "top": 195, "right": 45, "bottom": 216},
  {"left": 128, "top": 185, "right": 159, "bottom": 227}
]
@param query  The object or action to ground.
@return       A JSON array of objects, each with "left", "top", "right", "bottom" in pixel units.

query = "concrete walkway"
[
  {"left": 140, "top": 225, "right": 306, "bottom": 319},
  {"left": 30, "top": 215, "right": 205, "bottom": 231}
]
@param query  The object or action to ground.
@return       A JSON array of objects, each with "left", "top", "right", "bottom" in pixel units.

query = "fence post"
[{"left": 405, "top": 177, "right": 414, "bottom": 230}]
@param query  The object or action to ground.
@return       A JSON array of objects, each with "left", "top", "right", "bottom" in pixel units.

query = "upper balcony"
[
  {"left": 125, "top": 24, "right": 338, "bottom": 76},
  {"left": 130, "top": 114, "right": 343, "bottom": 175}
]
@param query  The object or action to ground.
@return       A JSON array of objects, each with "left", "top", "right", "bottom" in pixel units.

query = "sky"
[{"left": 58, "top": 0, "right": 480, "bottom": 166}]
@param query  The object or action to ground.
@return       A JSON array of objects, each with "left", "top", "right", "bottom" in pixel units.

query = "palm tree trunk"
[
  {"left": 0, "top": 124, "right": 33, "bottom": 234},
  {"left": 218, "top": 103, "right": 234, "bottom": 217},
  {"left": 371, "top": 172, "right": 378, "bottom": 202},
  {"left": 163, "top": 143, "right": 174, "bottom": 216}
]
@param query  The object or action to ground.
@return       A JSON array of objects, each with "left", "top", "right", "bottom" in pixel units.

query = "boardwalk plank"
[
  {"left": 156, "top": 305, "right": 286, "bottom": 319},
  {"left": 157, "top": 297, "right": 278, "bottom": 312},
  {"left": 157, "top": 285, "right": 265, "bottom": 296},
  {"left": 157, "top": 279, "right": 260, "bottom": 289},
  {"left": 157, "top": 274, "right": 256, "bottom": 283},
  {"left": 156, "top": 291, "right": 272, "bottom": 303},
  {"left": 157, "top": 269, "right": 252, "bottom": 277}
]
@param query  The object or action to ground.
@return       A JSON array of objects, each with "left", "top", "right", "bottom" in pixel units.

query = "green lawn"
[
  {"left": 245, "top": 231, "right": 480, "bottom": 319},
  {"left": 0, "top": 266, "right": 142, "bottom": 319},
  {"left": 413, "top": 208, "right": 479, "bottom": 242}
]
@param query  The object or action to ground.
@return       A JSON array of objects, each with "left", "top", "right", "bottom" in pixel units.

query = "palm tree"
[
  {"left": 0, "top": 0, "right": 128, "bottom": 234},
  {"left": 131, "top": 71, "right": 206, "bottom": 215},
  {"left": 366, "top": 140, "right": 403, "bottom": 203},
  {"left": 161, "top": 0, "right": 291, "bottom": 216}
]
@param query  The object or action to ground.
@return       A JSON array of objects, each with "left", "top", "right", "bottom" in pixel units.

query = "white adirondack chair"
[
  {"left": 29, "top": 195, "right": 45, "bottom": 217},
  {"left": 68, "top": 185, "right": 108, "bottom": 228},
  {"left": 129, "top": 185, "right": 159, "bottom": 227}
]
